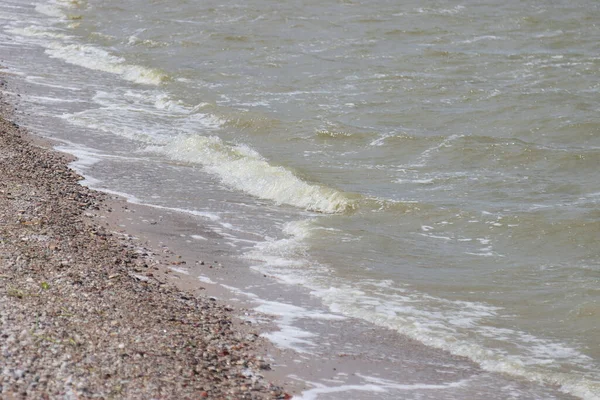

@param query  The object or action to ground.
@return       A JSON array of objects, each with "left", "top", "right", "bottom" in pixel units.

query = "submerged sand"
[{"left": 0, "top": 85, "right": 289, "bottom": 398}]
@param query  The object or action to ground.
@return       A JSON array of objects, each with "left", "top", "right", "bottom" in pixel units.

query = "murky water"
[{"left": 1, "top": 0, "right": 599, "bottom": 398}]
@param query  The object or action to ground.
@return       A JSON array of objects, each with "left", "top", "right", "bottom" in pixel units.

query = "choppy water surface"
[{"left": 2, "top": 0, "right": 599, "bottom": 398}]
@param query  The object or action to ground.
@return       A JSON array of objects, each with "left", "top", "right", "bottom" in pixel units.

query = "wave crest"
[
  {"left": 152, "top": 135, "right": 356, "bottom": 213},
  {"left": 46, "top": 43, "right": 168, "bottom": 85}
]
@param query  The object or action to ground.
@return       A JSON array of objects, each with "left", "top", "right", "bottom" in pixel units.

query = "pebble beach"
[
  {"left": 0, "top": 83, "right": 289, "bottom": 399},
  {"left": 2, "top": 0, "right": 599, "bottom": 397}
]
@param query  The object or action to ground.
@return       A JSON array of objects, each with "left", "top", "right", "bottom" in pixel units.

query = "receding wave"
[
  {"left": 45, "top": 42, "right": 168, "bottom": 85},
  {"left": 149, "top": 135, "right": 356, "bottom": 213},
  {"left": 248, "top": 219, "right": 600, "bottom": 400}
]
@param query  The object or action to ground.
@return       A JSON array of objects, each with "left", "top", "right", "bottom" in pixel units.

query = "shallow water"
[{"left": 1, "top": 0, "right": 599, "bottom": 398}]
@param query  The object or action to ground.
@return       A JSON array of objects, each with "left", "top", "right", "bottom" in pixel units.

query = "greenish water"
[{"left": 1, "top": 0, "right": 599, "bottom": 398}]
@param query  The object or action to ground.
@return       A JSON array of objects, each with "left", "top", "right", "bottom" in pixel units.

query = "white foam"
[
  {"left": 127, "top": 203, "right": 221, "bottom": 222},
  {"left": 197, "top": 276, "right": 215, "bottom": 284},
  {"left": 153, "top": 93, "right": 187, "bottom": 112},
  {"left": 7, "top": 26, "right": 71, "bottom": 40},
  {"left": 294, "top": 374, "right": 471, "bottom": 400},
  {"left": 294, "top": 382, "right": 387, "bottom": 399},
  {"left": 33, "top": 0, "right": 85, "bottom": 20},
  {"left": 61, "top": 111, "right": 166, "bottom": 144},
  {"left": 58, "top": 89, "right": 224, "bottom": 147},
  {"left": 127, "top": 35, "right": 165, "bottom": 48},
  {"left": 418, "top": 233, "right": 452, "bottom": 241},
  {"left": 151, "top": 135, "right": 355, "bottom": 213},
  {"left": 407, "top": 134, "right": 464, "bottom": 168},
  {"left": 53, "top": 144, "right": 104, "bottom": 186},
  {"left": 54, "top": 144, "right": 224, "bottom": 222},
  {"left": 190, "top": 234, "right": 208, "bottom": 241},
  {"left": 25, "top": 76, "right": 81, "bottom": 91},
  {"left": 459, "top": 35, "right": 504, "bottom": 44},
  {"left": 45, "top": 42, "right": 167, "bottom": 85},
  {"left": 412, "top": 178, "right": 435, "bottom": 184},
  {"left": 246, "top": 220, "right": 600, "bottom": 400},
  {"left": 416, "top": 5, "right": 465, "bottom": 15},
  {"left": 465, "top": 252, "right": 496, "bottom": 257},
  {"left": 216, "top": 283, "right": 347, "bottom": 354},
  {"left": 310, "top": 283, "right": 599, "bottom": 399},
  {"left": 255, "top": 300, "right": 346, "bottom": 354},
  {"left": 23, "top": 94, "right": 85, "bottom": 104},
  {"left": 35, "top": 3, "right": 66, "bottom": 19},
  {"left": 169, "top": 267, "right": 189, "bottom": 275}
]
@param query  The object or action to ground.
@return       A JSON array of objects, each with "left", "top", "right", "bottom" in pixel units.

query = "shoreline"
[
  {"left": 0, "top": 83, "right": 295, "bottom": 398},
  {"left": 1, "top": 72, "right": 584, "bottom": 400}
]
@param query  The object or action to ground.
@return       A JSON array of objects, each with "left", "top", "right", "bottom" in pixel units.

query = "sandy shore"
[{"left": 0, "top": 84, "right": 291, "bottom": 398}]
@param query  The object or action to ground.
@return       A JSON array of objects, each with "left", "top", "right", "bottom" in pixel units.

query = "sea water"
[{"left": 1, "top": 0, "right": 599, "bottom": 398}]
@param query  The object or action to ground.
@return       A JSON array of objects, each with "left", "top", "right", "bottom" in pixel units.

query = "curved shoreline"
[
  {"left": 0, "top": 83, "right": 291, "bottom": 399},
  {"left": 1, "top": 71, "right": 584, "bottom": 400}
]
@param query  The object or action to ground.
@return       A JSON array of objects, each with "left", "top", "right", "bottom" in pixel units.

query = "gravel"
[{"left": 0, "top": 83, "right": 289, "bottom": 399}]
